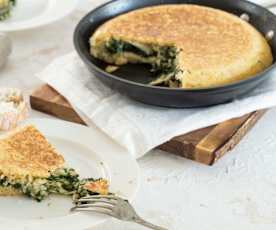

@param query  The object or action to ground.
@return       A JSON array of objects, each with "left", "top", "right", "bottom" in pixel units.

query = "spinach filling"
[
  {"left": 0, "top": 168, "right": 107, "bottom": 202},
  {"left": 0, "top": 0, "right": 16, "bottom": 21},
  {"left": 72, "top": 178, "right": 104, "bottom": 200},
  {"left": 105, "top": 38, "right": 155, "bottom": 57},
  {"left": 104, "top": 38, "right": 181, "bottom": 87}
]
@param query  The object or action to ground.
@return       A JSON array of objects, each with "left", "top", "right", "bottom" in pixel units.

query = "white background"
[{"left": 0, "top": 0, "right": 276, "bottom": 229}]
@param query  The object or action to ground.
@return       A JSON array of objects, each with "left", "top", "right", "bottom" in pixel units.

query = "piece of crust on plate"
[{"left": 0, "top": 125, "right": 109, "bottom": 201}]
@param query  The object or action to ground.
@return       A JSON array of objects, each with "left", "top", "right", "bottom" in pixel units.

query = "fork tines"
[
  {"left": 71, "top": 195, "right": 168, "bottom": 230},
  {"left": 71, "top": 195, "right": 120, "bottom": 215}
]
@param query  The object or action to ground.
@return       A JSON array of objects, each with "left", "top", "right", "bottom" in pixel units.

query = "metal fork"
[{"left": 71, "top": 195, "right": 168, "bottom": 230}]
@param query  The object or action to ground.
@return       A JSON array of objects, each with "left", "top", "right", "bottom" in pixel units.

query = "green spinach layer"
[
  {"left": 104, "top": 38, "right": 181, "bottom": 87},
  {"left": 0, "top": 168, "right": 105, "bottom": 202},
  {"left": 0, "top": 0, "right": 16, "bottom": 21}
]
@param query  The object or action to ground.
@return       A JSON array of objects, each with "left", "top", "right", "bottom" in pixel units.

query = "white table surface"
[{"left": 1, "top": 0, "right": 276, "bottom": 229}]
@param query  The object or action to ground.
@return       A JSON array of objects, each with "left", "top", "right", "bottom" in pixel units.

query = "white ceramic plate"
[
  {"left": 0, "top": 0, "right": 78, "bottom": 32},
  {"left": 0, "top": 118, "right": 140, "bottom": 230}
]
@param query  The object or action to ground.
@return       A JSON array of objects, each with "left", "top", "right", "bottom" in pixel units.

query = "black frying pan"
[{"left": 74, "top": 0, "right": 276, "bottom": 108}]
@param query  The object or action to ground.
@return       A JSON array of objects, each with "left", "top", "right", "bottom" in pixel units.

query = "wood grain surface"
[{"left": 30, "top": 85, "right": 266, "bottom": 165}]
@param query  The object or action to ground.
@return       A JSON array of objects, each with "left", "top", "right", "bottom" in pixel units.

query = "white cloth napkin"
[
  {"left": 250, "top": 0, "right": 276, "bottom": 6},
  {"left": 251, "top": 0, "right": 276, "bottom": 7},
  {"left": 38, "top": 53, "right": 276, "bottom": 158}
]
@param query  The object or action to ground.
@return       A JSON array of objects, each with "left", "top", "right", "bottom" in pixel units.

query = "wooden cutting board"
[{"left": 30, "top": 85, "right": 266, "bottom": 165}]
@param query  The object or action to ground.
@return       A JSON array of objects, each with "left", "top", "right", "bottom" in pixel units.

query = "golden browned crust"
[
  {"left": 83, "top": 179, "right": 109, "bottom": 195},
  {"left": 0, "top": 125, "right": 64, "bottom": 179},
  {"left": 0, "top": 186, "right": 21, "bottom": 196},
  {"left": 90, "top": 4, "right": 273, "bottom": 88}
]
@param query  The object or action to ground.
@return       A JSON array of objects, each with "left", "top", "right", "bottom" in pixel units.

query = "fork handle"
[{"left": 135, "top": 218, "right": 169, "bottom": 230}]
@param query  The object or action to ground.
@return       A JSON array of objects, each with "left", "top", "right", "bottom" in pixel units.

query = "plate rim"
[{"left": 0, "top": 0, "right": 79, "bottom": 32}]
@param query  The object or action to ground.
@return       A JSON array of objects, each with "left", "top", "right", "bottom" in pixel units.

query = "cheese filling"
[
  {"left": 93, "top": 38, "right": 181, "bottom": 87},
  {"left": 0, "top": 168, "right": 108, "bottom": 201}
]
